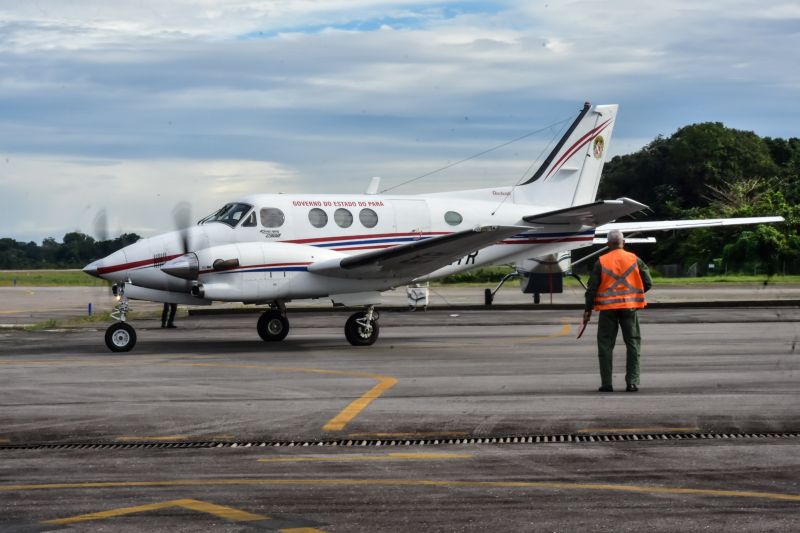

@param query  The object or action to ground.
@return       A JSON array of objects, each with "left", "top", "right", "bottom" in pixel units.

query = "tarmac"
[{"left": 0, "top": 285, "right": 799, "bottom": 530}]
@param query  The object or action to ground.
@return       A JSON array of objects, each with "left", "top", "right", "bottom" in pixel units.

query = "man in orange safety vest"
[{"left": 583, "top": 230, "right": 653, "bottom": 392}]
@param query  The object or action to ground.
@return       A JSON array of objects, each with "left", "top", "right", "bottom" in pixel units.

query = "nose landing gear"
[{"left": 105, "top": 284, "right": 137, "bottom": 352}]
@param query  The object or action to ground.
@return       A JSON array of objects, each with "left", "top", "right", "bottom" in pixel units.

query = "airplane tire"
[
  {"left": 345, "top": 312, "right": 379, "bottom": 346},
  {"left": 105, "top": 322, "right": 137, "bottom": 352},
  {"left": 257, "top": 311, "right": 290, "bottom": 342}
]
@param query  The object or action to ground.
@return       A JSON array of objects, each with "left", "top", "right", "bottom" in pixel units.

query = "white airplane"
[{"left": 83, "top": 103, "right": 783, "bottom": 352}]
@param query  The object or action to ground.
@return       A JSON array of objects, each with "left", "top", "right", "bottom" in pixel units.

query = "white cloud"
[
  {"left": 0, "top": 155, "right": 300, "bottom": 241},
  {"left": 0, "top": 0, "right": 798, "bottom": 241}
]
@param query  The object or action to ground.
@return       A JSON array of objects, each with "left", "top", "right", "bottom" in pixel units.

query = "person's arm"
[
  {"left": 638, "top": 258, "right": 653, "bottom": 293},
  {"left": 583, "top": 261, "right": 601, "bottom": 321}
]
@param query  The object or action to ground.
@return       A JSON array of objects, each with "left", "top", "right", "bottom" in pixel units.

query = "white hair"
[{"left": 606, "top": 230, "right": 625, "bottom": 246}]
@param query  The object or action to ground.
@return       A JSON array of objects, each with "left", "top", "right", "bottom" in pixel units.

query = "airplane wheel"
[
  {"left": 345, "top": 311, "right": 379, "bottom": 346},
  {"left": 257, "top": 311, "right": 290, "bottom": 342},
  {"left": 105, "top": 322, "right": 137, "bottom": 352}
]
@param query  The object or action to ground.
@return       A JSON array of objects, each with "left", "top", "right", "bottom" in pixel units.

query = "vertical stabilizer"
[{"left": 514, "top": 103, "right": 618, "bottom": 207}]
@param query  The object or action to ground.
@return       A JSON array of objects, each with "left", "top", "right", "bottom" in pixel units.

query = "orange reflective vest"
[{"left": 593, "top": 249, "right": 647, "bottom": 311}]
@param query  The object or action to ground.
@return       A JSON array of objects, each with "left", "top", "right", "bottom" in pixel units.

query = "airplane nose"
[{"left": 83, "top": 260, "right": 102, "bottom": 278}]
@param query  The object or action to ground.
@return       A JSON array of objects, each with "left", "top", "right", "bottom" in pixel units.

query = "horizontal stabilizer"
[
  {"left": 523, "top": 198, "right": 647, "bottom": 226},
  {"left": 308, "top": 225, "right": 528, "bottom": 280},
  {"left": 597, "top": 216, "right": 784, "bottom": 234}
]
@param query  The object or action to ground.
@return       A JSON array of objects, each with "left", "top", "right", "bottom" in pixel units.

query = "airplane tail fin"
[{"left": 514, "top": 102, "right": 618, "bottom": 207}]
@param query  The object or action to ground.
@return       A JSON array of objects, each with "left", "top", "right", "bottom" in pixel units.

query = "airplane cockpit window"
[
  {"left": 200, "top": 203, "right": 253, "bottom": 228},
  {"left": 261, "top": 208, "right": 285, "bottom": 228},
  {"left": 308, "top": 208, "right": 328, "bottom": 228},
  {"left": 241, "top": 211, "right": 257, "bottom": 227}
]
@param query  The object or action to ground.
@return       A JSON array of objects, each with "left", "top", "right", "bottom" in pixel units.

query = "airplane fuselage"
[{"left": 88, "top": 192, "right": 594, "bottom": 305}]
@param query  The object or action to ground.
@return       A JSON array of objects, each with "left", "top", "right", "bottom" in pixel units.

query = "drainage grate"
[{"left": 1, "top": 432, "right": 798, "bottom": 451}]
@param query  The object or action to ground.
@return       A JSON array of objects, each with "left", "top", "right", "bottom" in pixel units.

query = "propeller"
[
  {"left": 162, "top": 201, "right": 200, "bottom": 280},
  {"left": 93, "top": 209, "right": 108, "bottom": 242},
  {"left": 172, "top": 201, "right": 192, "bottom": 254}
]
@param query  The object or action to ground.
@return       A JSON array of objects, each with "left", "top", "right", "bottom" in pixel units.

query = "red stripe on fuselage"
[{"left": 96, "top": 253, "right": 183, "bottom": 275}]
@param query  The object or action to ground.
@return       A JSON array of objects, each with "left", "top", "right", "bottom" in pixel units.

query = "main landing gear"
[
  {"left": 255, "top": 303, "right": 381, "bottom": 346},
  {"left": 345, "top": 307, "right": 380, "bottom": 346},
  {"left": 105, "top": 285, "right": 137, "bottom": 352},
  {"left": 257, "top": 302, "right": 290, "bottom": 342}
]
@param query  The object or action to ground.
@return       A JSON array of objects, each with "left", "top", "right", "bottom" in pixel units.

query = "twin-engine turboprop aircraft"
[{"left": 84, "top": 103, "right": 783, "bottom": 351}]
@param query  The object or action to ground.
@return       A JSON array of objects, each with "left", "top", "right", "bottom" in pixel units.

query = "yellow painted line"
[
  {"left": 4, "top": 478, "right": 800, "bottom": 504},
  {"left": 162, "top": 362, "right": 398, "bottom": 433},
  {"left": 44, "top": 498, "right": 267, "bottom": 525},
  {"left": 0, "top": 357, "right": 397, "bottom": 434},
  {"left": 578, "top": 427, "right": 701, "bottom": 434},
  {"left": 322, "top": 376, "right": 397, "bottom": 432},
  {"left": 348, "top": 431, "right": 468, "bottom": 438},
  {"left": 258, "top": 453, "right": 473, "bottom": 463},
  {"left": 520, "top": 321, "right": 572, "bottom": 340},
  {"left": 116, "top": 435, "right": 190, "bottom": 442},
  {"left": 0, "top": 438, "right": 10, "bottom": 444}
]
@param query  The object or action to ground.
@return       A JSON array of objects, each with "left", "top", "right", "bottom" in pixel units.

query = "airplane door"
[{"left": 391, "top": 200, "right": 431, "bottom": 237}]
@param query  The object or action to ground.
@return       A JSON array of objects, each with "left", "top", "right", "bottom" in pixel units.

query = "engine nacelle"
[{"left": 173, "top": 241, "right": 343, "bottom": 302}]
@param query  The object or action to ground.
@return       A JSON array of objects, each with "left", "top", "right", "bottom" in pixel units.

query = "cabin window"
[
  {"left": 334, "top": 208, "right": 353, "bottom": 228},
  {"left": 260, "top": 208, "right": 285, "bottom": 228},
  {"left": 359, "top": 208, "right": 378, "bottom": 228},
  {"left": 444, "top": 211, "right": 463, "bottom": 226},
  {"left": 242, "top": 211, "right": 257, "bottom": 227},
  {"left": 308, "top": 208, "right": 328, "bottom": 228}
]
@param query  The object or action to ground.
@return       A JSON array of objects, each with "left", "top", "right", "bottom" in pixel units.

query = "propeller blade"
[
  {"left": 172, "top": 202, "right": 192, "bottom": 254},
  {"left": 93, "top": 209, "right": 108, "bottom": 242}
]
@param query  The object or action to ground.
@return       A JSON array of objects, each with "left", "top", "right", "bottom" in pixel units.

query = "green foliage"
[
  {"left": 0, "top": 271, "right": 109, "bottom": 286},
  {"left": 598, "top": 122, "right": 800, "bottom": 274},
  {"left": 0, "top": 233, "right": 140, "bottom": 269}
]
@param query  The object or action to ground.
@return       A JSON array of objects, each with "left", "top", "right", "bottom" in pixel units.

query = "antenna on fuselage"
[
  {"left": 365, "top": 177, "right": 381, "bottom": 195},
  {"left": 379, "top": 114, "right": 575, "bottom": 194}
]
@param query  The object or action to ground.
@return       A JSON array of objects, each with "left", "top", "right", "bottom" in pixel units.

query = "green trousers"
[{"left": 597, "top": 309, "right": 641, "bottom": 387}]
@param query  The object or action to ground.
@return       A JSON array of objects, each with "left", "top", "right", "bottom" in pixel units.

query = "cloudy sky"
[{"left": 1, "top": 0, "right": 798, "bottom": 242}]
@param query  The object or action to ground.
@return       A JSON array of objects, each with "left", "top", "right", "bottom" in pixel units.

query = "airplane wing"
[
  {"left": 523, "top": 198, "right": 647, "bottom": 226},
  {"left": 597, "top": 216, "right": 784, "bottom": 234},
  {"left": 307, "top": 225, "right": 528, "bottom": 280}
]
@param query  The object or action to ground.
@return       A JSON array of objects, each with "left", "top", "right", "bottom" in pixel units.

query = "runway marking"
[
  {"left": 162, "top": 362, "right": 397, "bottom": 432},
  {"left": 322, "top": 376, "right": 397, "bottom": 432},
  {"left": 258, "top": 453, "right": 473, "bottom": 463},
  {"left": 347, "top": 431, "right": 468, "bottom": 438},
  {"left": 0, "top": 357, "right": 397, "bottom": 433},
  {"left": 43, "top": 498, "right": 266, "bottom": 525},
  {"left": 5, "top": 478, "right": 800, "bottom": 504},
  {"left": 519, "top": 321, "right": 572, "bottom": 341},
  {"left": 578, "top": 427, "right": 701, "bottom": 434},
  {"left": 42, "top": 498, "right": 328, "bottom": 531}
]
